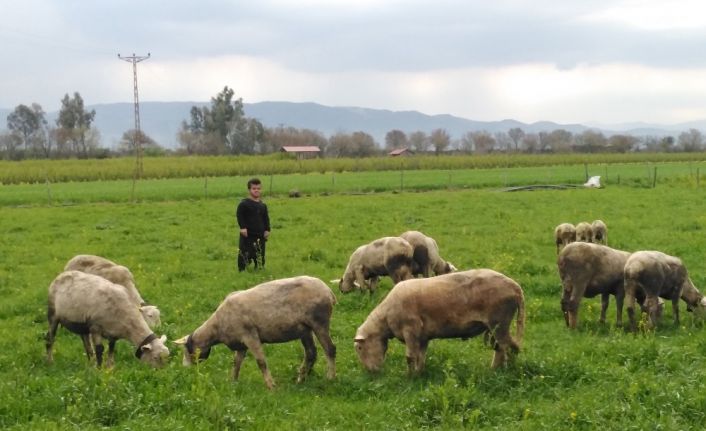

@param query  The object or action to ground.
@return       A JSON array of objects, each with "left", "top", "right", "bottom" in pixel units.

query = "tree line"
[{"left": 3, "top": 87, "right": 706, "bottom": 160}]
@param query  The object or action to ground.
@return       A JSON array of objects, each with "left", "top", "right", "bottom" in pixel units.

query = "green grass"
[
  {"left": 1, "top": 160, "right": 705, "bottom": 207},
  {"left": 1, "top": 178, "right": 706, "bottom": 429},
  {"left": 2, "top": 152, "right": 706, "bottom": 184}
]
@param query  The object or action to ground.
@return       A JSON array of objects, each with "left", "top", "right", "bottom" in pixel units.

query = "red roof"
[
  {"left": 281, "top": 146, "right": 321, "bottom": 153},
  {"left": 388, "top": 148, "right": 413, "bottom": 156}
]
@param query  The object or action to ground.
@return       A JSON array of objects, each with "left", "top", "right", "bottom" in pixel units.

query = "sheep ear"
[
  {"left": 353, "top": 281, "right": 361, "bottom": 288},
  {"left": 159, "top": 335, "right": 167, "bottom": 343},
  {"left": 354, "top": 336, "right": 365, "bottom": 343},
  {"left": 174, "top": 336, "right": 189, "bottom": 345},
  {"left": 141, "top": 344, "right": 152, "bottom": 352},
  {"left": 448, "top": 263, "right": 457, "bottom": 272},
  {"left": 700, "top": 297, "right": 706, "bottom": 307},
  {"left": 330, "top": 279, "right": 341, "bottom": 284}
]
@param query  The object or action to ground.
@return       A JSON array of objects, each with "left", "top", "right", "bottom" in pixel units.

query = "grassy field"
[
  {"left": 2, "top": 152, "right": 706, "bottom": 184},
  {"left": 1, "top": 174, "right": 706, "bottom": 429},
  {"left": 1, "top": 160, "right": 705, "bottom": 207}
]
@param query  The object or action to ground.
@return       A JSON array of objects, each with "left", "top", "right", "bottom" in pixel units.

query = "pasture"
[{"left": 1, "top": 176, "right": 706, "bottom": 429}]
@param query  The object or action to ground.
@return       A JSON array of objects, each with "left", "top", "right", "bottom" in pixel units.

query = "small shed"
[
  {"left": 388, "top": 147, "right": 415, "bottom": 157},
  {"left": 280, "top": 146, "right": 322, "bottom": 159}
]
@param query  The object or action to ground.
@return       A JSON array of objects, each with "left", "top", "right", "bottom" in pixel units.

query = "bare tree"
[
  {"left": 508, "top": 127, "right": 525, "bottom": 152},
  {"left": 385, "top": 129, "right": 408, "bottom": 150},
  {"left": 608, "top": 134, "right": 638, "bottom": 153},
  {"left": 0, "top": 131, "right": 22, "bottom": 160},
  {"left": 574, "top": 130, "right": 607, "bottom": 153},
  {"left": 430, "top": 128, "right": 450, "bottom": 155},
  {"left": 494, "top": 131, "right": 512, "bottom": 152},
  {"left": 459, "top": 131, "right": 474, "bottom": 153},
  {"left": 521, "top": 133, "right": 539, "bottom": 153},
  {"left": 469, "top": 131, "right": 495, "bottom": 154},
  {"left": 408, "top": 131, "right": 429, "bottom": 152},
  {"left": 118, "top": 129, "right": 164, "bottom": 156},
  {"left": 678, "top": 128, "right": 703, "bottom": 152}
]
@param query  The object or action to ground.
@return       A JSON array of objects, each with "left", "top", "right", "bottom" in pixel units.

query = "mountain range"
[{"left": 2, "top": 101, "right": 705, "bottom": 149}]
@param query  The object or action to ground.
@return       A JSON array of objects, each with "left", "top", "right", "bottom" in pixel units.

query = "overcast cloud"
[{"left": 2, "top": 0, "right": 706, "bottom": 125}]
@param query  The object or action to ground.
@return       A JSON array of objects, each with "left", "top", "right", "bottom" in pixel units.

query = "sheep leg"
[
  {"left": 402, "top": 324, "right": 425, "bottom": 374},
  {"left": 231, "top": 350, "right": 247, "bottom": 381},
  {"left": 670, "top": 293, "right": 680, "bottom": 326},
  {"left": 367, "top": 276, "right": 380, "bottom": 293},
  {"left": 491, "top": 324, "right": 516, "bottom": 368},
  {"left": 560, "top": 280, "right": 576, "bottom": 328},
  {"left": 354, "top": 268, "right": 367, "bottom": 292},
  {"left": 600, "top": 293, "right": 610, "bottom": 324},
  {"left": 297, "top": 331, "right": 317, "bottom": 383},
  {"left": 79, "top": 334, "right": 94, "bottom": 361},
  {"left": 614, "top": 289, "right": 624, "bottom": 328},
  {"left": 91, "top": 333, "right": 104, "bottom": 368},
  {"left": 643, "top": 296, "right": 660, "bottom": 329},
  {"left": 106, "top": 339, "right": 117, "bottom": 368},
  {"left": 625, "top": 284, "right": 639, "bottom": 332},
  {"left": 46, "top": 317, "right": 60, "bottom": 363},
  {"left": 311, "top": 325, "right": 337, "bottom": 380},
  {"left": 242, "top": 337, "right": 275, "bottom": 390}
]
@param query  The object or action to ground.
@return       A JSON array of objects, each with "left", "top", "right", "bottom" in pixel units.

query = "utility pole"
[{"left": 118, "top": 52, "right": 150, "bottom": 180}]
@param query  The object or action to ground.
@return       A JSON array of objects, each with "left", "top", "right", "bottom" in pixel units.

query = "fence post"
[
  {"left": 584, "top": 163, "right": 588, "bottom": 182},
  {"left": 604, "top": 165, "right": 608, "bottom": 184},
  {"left": 45, "top": 173, "right": 52, "bottom": 206},
  {"left": 400, "top": 170, "right": 404, "bottom": 192},
  {"left": 697, "top": 168, "right": 700, "bottom": 187},
  {"left": 652, "top": 167, "right": 658, "bottom": 188},
  {"left": 332, "top": 172, "right": 335, "bottom": 193},
  {"left": 269, "top": 174, "right": 273, "bottom": 195}
]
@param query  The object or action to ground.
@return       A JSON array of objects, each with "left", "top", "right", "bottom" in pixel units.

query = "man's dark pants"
[{"left": 238, "top": 235, "right": 266, "bottom": 271}]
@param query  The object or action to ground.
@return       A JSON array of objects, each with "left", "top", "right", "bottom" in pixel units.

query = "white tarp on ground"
[{"left": 584, "top": 176, "right": 601, "bottom": 188}]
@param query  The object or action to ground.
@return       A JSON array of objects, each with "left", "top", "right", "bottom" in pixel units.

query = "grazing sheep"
[
  {"left": 354, "top": 269, "right": 525, "bottom": 373},
  {"left": 554, "top": 223, "right": 576, "bottom": 254},
  {"left": 558, "top": 242, "right": 631, "bottom": 329},
  {"left": 175, "top": 276, "right": 337, "bottom": 390},
  {"left": 624, "top": 251, "right": 706, "bottom": 331},
  {"left": 399, "top": 230, "right": 456, "bottom": 277},
  {"left": 46, "top": 271, "right": 169, "bottom": 368},
  {"left": 64, "top": 254, "right": 160, "bottom": 328},
  {"left": 591, "top": 220, "right": 608, "bottom": 245},
  {"left": 575, "top": 222, "right": 593, "bottom": 243},
  {"left": 338, "top": 237, "right": 414, "bottom": 293}
]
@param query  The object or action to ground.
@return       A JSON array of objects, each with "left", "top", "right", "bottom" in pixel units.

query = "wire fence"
[{"left": 1, "top": 161, "right": 704, "bottom": 207}]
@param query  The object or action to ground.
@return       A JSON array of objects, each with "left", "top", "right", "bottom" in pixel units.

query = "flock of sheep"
[
  {"left": 45, "top": 222, "right": 705, "bottom": 389},
  {"left": 555, "top": 220, "right": 706, "bottom": 332}
]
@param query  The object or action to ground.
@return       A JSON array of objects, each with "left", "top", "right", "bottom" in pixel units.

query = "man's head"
[{"left": 247, "top": 178, "right": 262, "bottom": 200}]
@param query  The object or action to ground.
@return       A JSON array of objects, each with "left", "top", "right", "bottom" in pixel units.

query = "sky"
[{"left": 2, "top": 0, "right": 706, "bottom": 126}]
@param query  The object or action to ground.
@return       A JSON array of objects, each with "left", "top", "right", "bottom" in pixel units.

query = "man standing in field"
[{"left": 236, "top": 178, "right": 270, "bottom": 271}]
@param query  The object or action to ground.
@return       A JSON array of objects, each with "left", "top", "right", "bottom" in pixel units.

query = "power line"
[{"left": 118, "top": 52, "right": 150, "bottom": 181}]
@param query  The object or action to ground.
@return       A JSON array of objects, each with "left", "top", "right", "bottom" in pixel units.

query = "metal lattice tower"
[{"left": 118, "top": 52, "right": 150, "bottom": 178}]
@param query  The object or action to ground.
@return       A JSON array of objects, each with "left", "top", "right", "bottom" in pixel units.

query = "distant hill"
[{"left": 1, "top": 101, "right": 704, "bottom": 149}]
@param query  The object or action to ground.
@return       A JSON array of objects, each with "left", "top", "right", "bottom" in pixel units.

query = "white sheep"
[
  {"left": 558, "top": 242, "right": 631, "bottom": 328},
  {"left": 591, "top": 220, "right": 607, "bottom": 245},
  {"left": 64, "top": 254, "right": 160, "bottom": 328},
  {"left": 624, "top": 251, "right": 706, "bottom": 331},
  {"left": 175, "top": 276, "right": 337, "bottom": 390},
  {"left": 575, "top": 222, "right": 593, "bottom": 243},
  {"left": 46, "top": 271, "right": 169, "bottom": 368},
  {"left": 338, "top": 237, "right": 414, "bottom": 293},
  {"left": 399, "top": 230, "right": 456, "bottom": 277},
  {"left": 354, "top": 269, "right": 525, "bottom": 373},
  {"left": 554, "top": 223, "right": 576, "bottom": 254}
]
